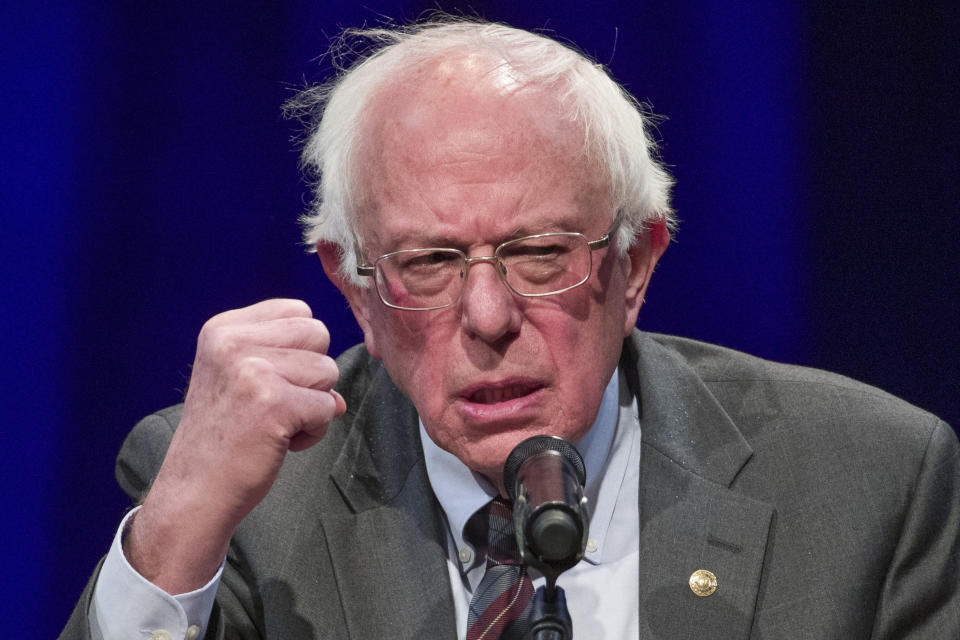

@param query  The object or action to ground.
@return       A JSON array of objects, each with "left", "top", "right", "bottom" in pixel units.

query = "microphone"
[{"left": 503, "top": 435, "right": 589, "bottom": 580}]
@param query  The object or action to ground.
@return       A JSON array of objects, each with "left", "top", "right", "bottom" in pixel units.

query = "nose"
[{"left": 459, "top": 256, "right": 522, "bottom": 343}]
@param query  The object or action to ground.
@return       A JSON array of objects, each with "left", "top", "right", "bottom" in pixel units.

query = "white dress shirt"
[{"left": 91, "top": 507, "right": 221, "bottom": 640}]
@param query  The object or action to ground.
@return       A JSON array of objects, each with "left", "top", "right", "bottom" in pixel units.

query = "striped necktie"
[{"left": 466, "top": 497, "right": 535, "bottom": 640}]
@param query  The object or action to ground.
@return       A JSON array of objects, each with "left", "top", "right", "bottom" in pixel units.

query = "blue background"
[{"left": 2, "top": 3, "right": 957, "bottom": 636}]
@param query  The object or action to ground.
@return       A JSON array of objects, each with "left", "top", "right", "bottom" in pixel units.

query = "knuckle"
[
  {"left": 275, "top": 298, "right": 312, "bottom": 318},
  {"left": 233, "top": 358, "right": 280, "bottom": 407},
  {"left": 202, "top": 309, "right": 230, "bottom": 330},
  {"left": 199, "top": 322, "right": 228, "bottom": 350},
  {"left": 307, "top": 356, "right": 338, "bottom": 390},
  {"left": 322, "top": 355, "right": 340, "bottom": 381},
  {"left": 321, "top": 389, "right": 338, "bottom": 415},
  {"left": 314, "top": 322, "right": 331, "bottom": 350},
  {"left": 291, "top": 299, "right": 313, "bottom": 317},
  {"left": 250, "top": 383, "right": 281, "bottom": 411},
  {"left": 235, "top": 356, "right": 272, "bottom": 382},
  {"left": 306, "top": 392, "right": 336, "bottom": 427},
  {"left": 201, "top": 304, "right": 251, "bottom": 332},
  {"left": 197, "top": 317, "right": 219, "bottom": 344},
  {"left": 208, "top": 326, "right": 246, "bottom": 362},
  {"left": 292, "top": 316, "right": 330, "bottom": 352}
]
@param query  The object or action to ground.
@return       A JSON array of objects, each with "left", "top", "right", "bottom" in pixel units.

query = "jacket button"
[{"left": 689, "top": 569, "right": 718, "bottom": 597}]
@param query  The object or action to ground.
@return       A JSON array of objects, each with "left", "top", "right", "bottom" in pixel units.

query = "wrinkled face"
[{"left": 333, "top": 58, "right": 661, "bottom": 489}]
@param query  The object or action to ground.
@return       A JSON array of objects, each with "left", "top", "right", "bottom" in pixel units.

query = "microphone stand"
[
  {"left": 504, "top": 435, "right": 589, "bottom": 640},
  {"left": 524, "top": 575, "right": 572, "bottom": 640}
]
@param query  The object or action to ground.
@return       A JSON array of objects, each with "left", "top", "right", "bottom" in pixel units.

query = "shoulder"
[
  {"left": 635, "top": 331, "right": 949, "bottom": 443},
  {"left": 629, "top": 331, "right": 957, "bottom": 506}
]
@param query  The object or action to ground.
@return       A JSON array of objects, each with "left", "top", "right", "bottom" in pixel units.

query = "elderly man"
[{"left": 63, "top": 19, "right": 958, "bottom": 640}]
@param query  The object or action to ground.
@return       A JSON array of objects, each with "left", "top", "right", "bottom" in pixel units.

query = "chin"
[{"left": 457, "top": 426, "right": 564, "bottom": 482}]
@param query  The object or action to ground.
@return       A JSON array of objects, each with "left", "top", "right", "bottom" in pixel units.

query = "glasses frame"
[{"left": 356, "top": 231, "right": 611, "bottom": 311}]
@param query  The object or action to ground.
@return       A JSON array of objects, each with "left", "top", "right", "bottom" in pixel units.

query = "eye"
[
  {"left": 398, "top": 250, "right": 460, "bottom": 270},
  {"left": 524, "top": 244, "right": 565, "bottom": 258},
  {"left": 501, "top": 240, "right": 572, "bottom": 262}
]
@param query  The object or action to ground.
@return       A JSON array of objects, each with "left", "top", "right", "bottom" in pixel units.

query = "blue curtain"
[{"left": 2, "top": 3, "right": 956, "bottom": 636}]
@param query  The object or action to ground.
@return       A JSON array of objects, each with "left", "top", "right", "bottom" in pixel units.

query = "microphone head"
[
  {"left": 503, "top": 435, "right": 586, "bottom": 501},
  {"left": 502, "top": 435, "right": 589, "bottom": 578}
]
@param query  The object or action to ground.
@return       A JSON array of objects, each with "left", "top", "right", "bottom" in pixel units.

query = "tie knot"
[{"left": 484, "top": 497, "right": 521, "bottom": 565}]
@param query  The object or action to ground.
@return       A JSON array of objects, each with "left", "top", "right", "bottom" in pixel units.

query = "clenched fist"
[{"left": 126, "top": 299, "right": 346, "bottom": 593}]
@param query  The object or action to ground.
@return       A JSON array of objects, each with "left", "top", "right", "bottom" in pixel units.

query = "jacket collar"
[
  {"left": 329, "top": 364, "right": 423, "bottom": 513},
  {"left": 324, "top": 362, "right": 458, "bottom": 639},
  {"left": 624, "top": 332, "right": 754, "bottom": 487}
]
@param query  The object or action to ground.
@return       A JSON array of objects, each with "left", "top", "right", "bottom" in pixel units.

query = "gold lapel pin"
[{"left": 689, "top": 569, "right": 718, "bottom": 597}]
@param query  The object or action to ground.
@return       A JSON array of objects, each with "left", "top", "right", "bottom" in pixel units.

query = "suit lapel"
[
  {"left": 626, "top": 335, "right": 774, "bottom": 639},
  {"left": 325, "top": 366, "right": 458, "bottom": 639}
]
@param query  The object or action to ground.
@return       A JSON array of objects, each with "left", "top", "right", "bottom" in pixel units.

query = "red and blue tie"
[{"left": 466, "top": 497, "right": 535, "bottom": 640}]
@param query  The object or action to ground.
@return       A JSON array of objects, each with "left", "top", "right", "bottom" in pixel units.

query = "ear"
[
  {"left": 316, "top": 242, "right": 382, "bottom": 359},
  {"left": 621, "top": 219, "right": 670, "bottom": 336}
]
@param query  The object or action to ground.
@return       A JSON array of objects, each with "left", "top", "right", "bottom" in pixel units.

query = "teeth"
[{"left": 473, "top": 385, "right": 531, "bottom": 404}]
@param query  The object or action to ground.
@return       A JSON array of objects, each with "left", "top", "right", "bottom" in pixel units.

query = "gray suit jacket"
[{"left": 63, "top": 332, "right": 960, "bottom": 638}]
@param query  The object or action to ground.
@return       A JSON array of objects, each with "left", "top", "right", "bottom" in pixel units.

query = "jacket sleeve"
[
  {"left": 871, "top": 419, "right": 960, "bottom": 638},
  {"left": 59, "top": 407, "right": 265, "bottom": 640}
]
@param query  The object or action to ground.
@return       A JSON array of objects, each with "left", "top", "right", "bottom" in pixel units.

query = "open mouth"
[{"left": 468, "top": 383, "right": 542, "bottom": 405}]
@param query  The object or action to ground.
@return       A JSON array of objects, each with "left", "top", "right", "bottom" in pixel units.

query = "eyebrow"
[{"left": 379, "top": 219, "right": 587, "bottom": 252}]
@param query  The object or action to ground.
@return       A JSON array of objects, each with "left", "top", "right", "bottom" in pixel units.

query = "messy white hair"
[{"left": 285, "top": 17, "right": 675, "bottom": 286}]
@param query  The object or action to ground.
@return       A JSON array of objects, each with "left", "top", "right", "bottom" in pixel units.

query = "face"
[{"left": 324, "top": 58, "right": 664, "bottom": 491}]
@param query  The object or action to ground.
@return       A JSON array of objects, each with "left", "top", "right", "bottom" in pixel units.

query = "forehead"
[{"left": 354, "top": 54, "right": 611, "bottom": 249}]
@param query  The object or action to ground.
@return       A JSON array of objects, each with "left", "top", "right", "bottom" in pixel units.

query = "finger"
[
  {"left": 199, "top": 318, "right": 331, "bottom": 371},
  {"left": 289, "top": 390, "right": 347, "bottom": 452},
  {"left": 222, "top": 357, "right": 340, "bottom": 432},
  {"left": 331, "top": 389, "right": 347, "bottom": 417},
  {"left": 255, "top": 316, "right": 331, "bottom": 353},
  {"left": 211, "top": 298, "right": 313, "bottom": 327},
  {"left": 254, "top": 348, "right": 339, "bottom": 391},
  {"left": 285, "top": 386, "right": 341, "bottom": 452},
  {"left": 224, "top": 315, "right": 332, "bottom": 353}
]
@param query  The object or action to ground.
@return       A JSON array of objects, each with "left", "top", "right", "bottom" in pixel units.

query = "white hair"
[{"left": 285, "top": 17, "right": 675, "bottom": 285}]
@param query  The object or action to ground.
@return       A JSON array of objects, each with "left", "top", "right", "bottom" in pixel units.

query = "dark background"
[{"left": 2, "top": 2, "right": 957, "bottom": 637}]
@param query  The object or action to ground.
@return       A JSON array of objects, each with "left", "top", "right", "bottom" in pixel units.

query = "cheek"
[
  {"left": 531, "top": 281, "right": 626, "bottom": 386},
  {"left": 539, "top": 272, "right": 627, "bottom": 347},
  {"left": 369, "top": 309, "right": 456, "bottom": 391},
  {"left": 526, "top": 301, "right": 620, "bottom": 382},
  {"left": 383, "top": 278, "right": 416, "bottom": 309}
]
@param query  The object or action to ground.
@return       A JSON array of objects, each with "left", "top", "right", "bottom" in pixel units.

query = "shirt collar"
[{"left": 420, "top": 367, "right": 621, "bottom": 563}]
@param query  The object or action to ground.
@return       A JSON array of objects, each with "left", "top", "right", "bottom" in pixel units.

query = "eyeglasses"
[{"left": 356, "top": 231, "right": 610, "bottom": 311}]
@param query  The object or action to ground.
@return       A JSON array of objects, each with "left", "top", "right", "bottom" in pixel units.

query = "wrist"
[{"left": 125, "top": 484, "right": 234, "bottom": 594}]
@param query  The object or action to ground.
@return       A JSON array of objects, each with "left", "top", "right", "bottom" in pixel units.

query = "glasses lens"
[
  {"left": 498, "top": 233, "right": 591, "bottom": 295},
  {"left": 375, "top": 249, "right": 463, "bottom": 309}
]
